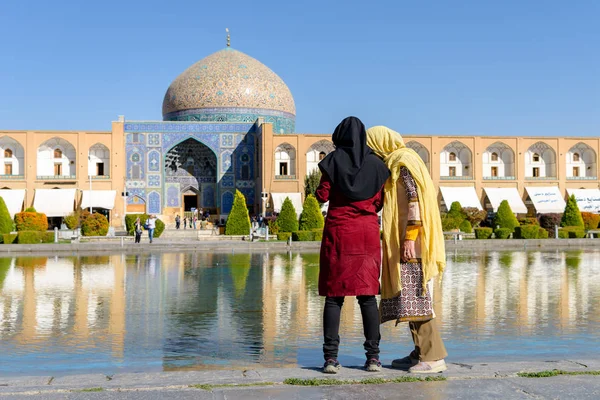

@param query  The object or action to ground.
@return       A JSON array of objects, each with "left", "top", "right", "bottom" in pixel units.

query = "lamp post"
[{"left": 88, "top": 152, "right": 92, "bottom": 214}]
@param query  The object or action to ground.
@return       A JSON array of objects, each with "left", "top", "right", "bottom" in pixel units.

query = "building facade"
[{"left": 1, "top": 44, "right": 599, "bottom": 229}]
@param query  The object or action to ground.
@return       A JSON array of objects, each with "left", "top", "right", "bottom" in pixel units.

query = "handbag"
[{"left": 143, "top": 222, "right": 149, "bottom": 230}]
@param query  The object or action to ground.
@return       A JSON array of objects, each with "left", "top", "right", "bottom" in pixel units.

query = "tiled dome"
[{"left": 162, "top": 47, "right": 296, "bottom": 118}]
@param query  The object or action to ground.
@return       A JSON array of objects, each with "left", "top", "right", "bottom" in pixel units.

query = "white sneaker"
[{"left": 409, "top": 359, "right": 447, "bottom": 374}]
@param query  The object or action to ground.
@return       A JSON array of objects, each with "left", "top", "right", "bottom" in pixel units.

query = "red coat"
[{"left": 316, "top": 174, "right": 383, "bottom": 297}]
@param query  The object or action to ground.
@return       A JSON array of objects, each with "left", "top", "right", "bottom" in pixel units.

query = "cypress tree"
[
  {"left": 304, "top": 169, "right": 322, "bottom": 199},
  {"left": 276, "top": 197, "right": 299, "bottom": 233},
  {"left": 299, "top": 194, "right": 324, "bottom": 231},
  {"left": 561, "top": 194, "right": 584, "bottom": 227},
  {"left": 493, "top": 200, "right": 520, "bottom": 232},
  {"left": 225, "top": 190, "right": 251, "bottom": 235},
  {"left": 0, "top": 197, "right": 12, "bottom": 243}
]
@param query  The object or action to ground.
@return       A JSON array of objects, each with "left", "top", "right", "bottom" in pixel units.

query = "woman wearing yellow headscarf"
[{"left": 366, "top": 126, "right": 448, "bottom": 374}]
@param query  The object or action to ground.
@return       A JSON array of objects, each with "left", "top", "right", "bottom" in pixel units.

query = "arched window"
[
  {"left": 491, "top": 152, "right": 498, "bottom": 162},
  {"left": 54, "top": 148, "right": 62, "bottom": 159},
  {"left": 532, "top": 153, "right": 540, "bottom": 162},
  {"left": 449, "top": 152, "right": 456, "bottom": 162},
  {"left": 319, "top": 151, "right": 326, "bottom": 161},
  {"left": 4, "top": 149, "right": 12, "bottom": 158},
  {"left": 573, "top": 153, "right": 580, "bottom": 162},
  {"left": 305, "top": 140, "right": 334, "bottom": 175},
  {"left": 275, "top": 143, "right": 296, "bottom": 176}
]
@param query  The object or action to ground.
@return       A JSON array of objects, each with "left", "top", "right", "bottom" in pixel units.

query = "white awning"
[
  {"left": 439, "top": 186, "right": 483, "bottom": 210},
  {"left": 0, "top": 189, "right": 26, "bottom": 217},
  {"left": 483, "top": 187, "right": 528, "bottom": 214},
  {"left": 271, "top": 193, "right": 303, "bottom": 215},
  {"left": 525, "top": 186, "right": 566, "bottom": 213},
  {"left": 33, "top": 189, "right": 77, "bottom": 217},
  {"left": 566, "top": 188, "right": 600, "bottom": 214},
  {"left": 80, "top": 190, "right": 117, "bottom": 210}
]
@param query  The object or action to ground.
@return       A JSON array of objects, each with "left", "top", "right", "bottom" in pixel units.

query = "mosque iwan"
[{"left": 1, "top": 40, "right": 599, "bottom": 228}]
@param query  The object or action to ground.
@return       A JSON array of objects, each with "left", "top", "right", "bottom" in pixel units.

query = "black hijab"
[{"left": 318, "top": 116, "right": 390, "bottom": 201}]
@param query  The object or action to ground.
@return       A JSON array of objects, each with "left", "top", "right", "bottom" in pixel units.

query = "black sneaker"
[
  {"left": 323, "top": 359, "right": 341, "bottom": 374},
  {"left": 365, "top": 358, "right": 382, "bottom": 372}
]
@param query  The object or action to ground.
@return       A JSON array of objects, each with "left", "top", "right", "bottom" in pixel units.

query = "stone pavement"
[{"left": 1, "top": 360, "right": 599, "bottom": 399}]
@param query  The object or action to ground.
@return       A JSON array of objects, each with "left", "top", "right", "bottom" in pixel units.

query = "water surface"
[{"left": 1, "top": 249, "right": 599, "bottom": 376}]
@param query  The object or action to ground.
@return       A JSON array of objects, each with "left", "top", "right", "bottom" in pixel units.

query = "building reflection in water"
[{"left": 1, "top": 249, "right": 600, "bottom": 375}]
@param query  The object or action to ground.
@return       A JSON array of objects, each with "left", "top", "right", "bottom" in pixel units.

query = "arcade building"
[{"left": 1, "top": 41, "right": 599, "bottom": 229}]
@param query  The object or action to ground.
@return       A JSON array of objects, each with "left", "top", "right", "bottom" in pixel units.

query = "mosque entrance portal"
[{"left": 165, "top": 138, "right": 217, "bottom": 214}]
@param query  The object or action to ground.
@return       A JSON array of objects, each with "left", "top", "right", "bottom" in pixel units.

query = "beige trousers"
[{"left": 408, "top": 318, "right": 448, "bottom": 362}]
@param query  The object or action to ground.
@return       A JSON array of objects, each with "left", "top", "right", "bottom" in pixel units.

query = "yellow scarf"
[{"left": 366, "top": 126, "right": 446, "bottom": 297}]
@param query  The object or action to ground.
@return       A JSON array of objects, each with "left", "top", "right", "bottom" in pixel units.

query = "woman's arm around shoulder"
[{"left": 315, "top": 172, "right": 331, "bottom": 203}]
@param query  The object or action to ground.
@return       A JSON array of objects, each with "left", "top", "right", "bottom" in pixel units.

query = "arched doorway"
[{"left": 164, "top": 138, "right": 217, "bottom": 215}]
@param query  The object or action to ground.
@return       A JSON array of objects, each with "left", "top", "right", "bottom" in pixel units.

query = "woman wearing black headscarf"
[{"left": 316, "top": 116, "right": 390, "bottom": 373}]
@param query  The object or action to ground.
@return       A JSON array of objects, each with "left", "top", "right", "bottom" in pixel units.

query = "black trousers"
[
  {"left": 135, "top": 231, "right": 142, "bottom": 243},
  {"left": 323, "top": 295, "right": 380, "bottom": 361}
]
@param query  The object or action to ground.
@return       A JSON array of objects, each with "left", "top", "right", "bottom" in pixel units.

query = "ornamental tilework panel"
[
  {"left": 148, "top": 150, "right": 161, "bottom": 172},
  {"left": 202, "top": 184, "right": 215, "bottom": 208},
  {"left": 148, "top": 191, "right": 161, "bottom": 214},
  {"left": 126, "top": 146, "right": 145, "bottom": 180},
  {"left": 221, "top": 191, "right": 234, "bottom": 214},
  {"left": 126, "top": 180, "right": 146, "bottom": 189},
  {"left": 235, "top": 180, "right": 255, "bottom": 188},
  {"left": 165, "top": 183, "right": 180, "bottom": 207},
  {"left": 238, "top": 188, "right": 255, "bottom": 206},
  {"left": 124, "top": 122, "right": 254, "bottom": 134},
  {"left": 221, "top": 175, "right": 234, "bottom": 188},
  {"left": 162, "top": 133, "right": 220, "bottom": 155},
  {"left": 148, "top": 174, "right": 161, "bottom": 187},
  {"left": 127, "top": 188, "right": 146, "bottom": 205},
  {"left": 220, "top": 134, "right": 234, "bottom": 148},
  {"left": 147, "top": 133, "right": 161, "bottom": 147},
  {"left": 221, "top": 150, "right": 233, "bottom": 174},
  {"left": 165, "top": 110, "right": 294, "bottom": 134}
]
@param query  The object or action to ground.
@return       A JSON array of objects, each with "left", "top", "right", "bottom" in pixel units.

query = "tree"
[
  {"left": 304, "top": 169, "right": 322, "bottom": 200},
  {"left": 448, "top": 201, "right": 465, "bottom": 220},
  {"left": 81, "top": 212, "right": 109, "bottom": 236},
  {"left": 493, "top": 200, "right": 520, "bottom": 232},
  {"left": 0, "top": 197, "right": 13, "bottom": 241},
  {"left": 276, "top": 197, "right": 299, "bottom": 232},
  {"left": 299, "top": 194, "right": 324, "bottom": 231},
  {"left": 225, "top": 190, "right": 251, "bottom": 235},
  {"left": 561, "top": 194, "right": 584, "bottom": 227},
  {"left": 462, "top": 207, "right": 487, "bottom": 228}
]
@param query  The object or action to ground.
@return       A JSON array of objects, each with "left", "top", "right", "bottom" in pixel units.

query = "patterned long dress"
[{"left": 380, "top": 166, "right": 434, "bottom": 324}]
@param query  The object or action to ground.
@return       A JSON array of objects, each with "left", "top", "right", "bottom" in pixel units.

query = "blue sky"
[{"left": 0, "top": 0, "right": 598, "bottom": 136}]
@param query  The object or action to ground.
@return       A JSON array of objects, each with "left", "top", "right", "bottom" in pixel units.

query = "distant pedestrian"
[
  {"left": 134, "top": 217, "right": 143, "bottom": 244},
  {"left": 183, "top": 217, "right": 187, "bottom": 229},
  {"left": 193, "top": 216, "right": 197, "bottom": 230},
  {"left": 147, "top": 214, "right": 157, "bottom": 244},
  {"left": 175, "top": 214, "right": 181, "bottom": 229}
]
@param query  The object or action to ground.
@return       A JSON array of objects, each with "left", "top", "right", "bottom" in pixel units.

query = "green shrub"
[
  {"left": 493, "top": 200, "right": 520, "bottom": 232},
  {"left": 304, "top": 169, "right": 322, "bottom": 199},
  {"left": 292, "top": 231, "right": 314, "bottom": 241},
  {"left": 561, "top": 194, "right": 584, "bottom": 227},
  {"left": 0, "top": 197, "right": 12, "bottom": 243},
  {"left": 313, "top": 229, "right": 323, "bottom": 241},
  {"left": 459, "top": 220, "right": 472, "bottom": 233},
  {"left": 25, "top": 207, "right": 36, "bottom": 212},
  {"left": 226, "top": 190, "right": 251, "bottom": 235},
  {"left": 442, "top": 216, "right": 462, "bottom": 231},
  {"left": 562, "top": 226, "right": 586, "bottom": 239},
  {"left": 474, "top": 227, "right": 493, "bottom": 239},
  {"left": 14, "top": 212, "right": 48, "bottom": 232},
  {"left": 581, "top": 212, "right": 600, "bottom": 230},
  {"left": 277, "top": 232, "right": 292, "bottom": 241},
  {"left": 268, "top": 218, "right": 280, "bottom": 234},
  {"left": 64, "top": 211, "right": 81, "bottom": 229},
  {"left": 3, "top": 233, "right": 17, "bottom": 244},
  {"left": 447, "top": 201, "right": 465, "bottom": 220},
  {"left": 299, "top": 194, "right": 324, "bottom": 231},
  {"left": 514, "top": 225, "right": 540, "bottom": 239},
  {"left": 518, "top": 217, "right": 539, "bottom": 226},
  {"left": 81, "top": 213, "right": 109, "bottom": 236},
  {"left": 558, "top": 230, "right": 569, "bottom": 239},
  {"left": 42, "top": 232, "right": 55, "bottom": 243},
  {"left": 17, "top": 231, "right": 43, "bottom": 244},
  {"left": 276, "top": 197, "right": 299, "bottom": 233},
  {"left": 154, "top": 219, "right": 165, "bottom": 238},
  {"left": 494, "top": 228, "right": 512, "bottom": 239},
  {"left": 538, "top": 228, "right": 549, "bottom": 239}
]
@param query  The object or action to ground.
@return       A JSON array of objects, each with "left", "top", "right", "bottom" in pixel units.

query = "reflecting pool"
[{"left": 1, "top": 249, "right": 599, "bottom": 376}]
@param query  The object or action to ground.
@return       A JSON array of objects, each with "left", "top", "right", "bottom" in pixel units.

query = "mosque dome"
[{"left": 162, "top": 47, "right": 296, "bottom": 133}]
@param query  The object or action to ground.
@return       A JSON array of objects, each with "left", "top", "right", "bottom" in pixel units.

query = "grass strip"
[
  {"left": 72, "top": 387, "right": 104, "bottom": 393},
  {"left": 189, "top": 382, "right": 274, "bottom": 391},
  {"left": 283, "top": 376, "right": 446, "bottom": 386},
  {"left": 518, "top": 370, "right": 600, "bottom": 378}
]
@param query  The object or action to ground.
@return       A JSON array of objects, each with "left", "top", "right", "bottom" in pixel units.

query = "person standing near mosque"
[
  {"left": 316, "top": 116, "right": 390, "bottom": 374},
  {"left": 366, "top": 126, "right": 448, "bottom": 373},
  {"left": 147, "top": 214, "right": 157, "bottom": 244}
]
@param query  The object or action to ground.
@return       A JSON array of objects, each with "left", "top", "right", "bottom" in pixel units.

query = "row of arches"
[
  {"left": 417, "top": 140, "right": 596, "bottom": 179},
  {"left": 275, "top": 140, "right": 335, "bottom": 177},
  {"left": 0, "top": 136, "right": 110, "bottom": 177}
]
